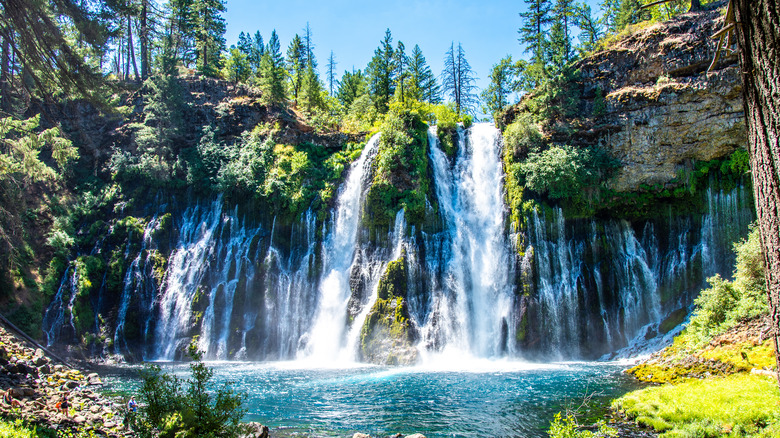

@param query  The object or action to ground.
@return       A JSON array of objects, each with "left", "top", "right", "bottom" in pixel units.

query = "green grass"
[
  {"left": 0, "top": 419, "right": 38, "bottom": 438},
  {"left": 613, "top": 374, "right": 780, "bottom": 437}
]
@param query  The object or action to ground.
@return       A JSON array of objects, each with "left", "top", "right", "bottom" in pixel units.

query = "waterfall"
[
  {"left": 527, "top": 182, "right": 754, "bottom": 359},
  {"left": 421, "top": 124, "right": 515, "bottom": 358},
  {"left": 257, "top": 210, "right": 318, "bottom": 360},
  {"left": 301, "top": 133, "right": 381, "bottom": 362},
  {"left": 153, "top": 196, "right": 264, "bottom": 360},
  {"left": 67, "top": 121, "right": 753, "bottom": 363},
  {"left": 114, "top": 215, "right": 160, "bottom": 355},
  {"left": 42, "top": 266, "right": 76, "bottom": 347}
]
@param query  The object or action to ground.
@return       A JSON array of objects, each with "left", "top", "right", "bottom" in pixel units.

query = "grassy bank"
[{"left": 613, "top": 373, "right": 780, "bottom": 437}]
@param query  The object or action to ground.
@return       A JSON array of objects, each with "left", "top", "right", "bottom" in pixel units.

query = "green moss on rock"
[{"left": 360, "top": 253, "right": 418, "bottom": 365}]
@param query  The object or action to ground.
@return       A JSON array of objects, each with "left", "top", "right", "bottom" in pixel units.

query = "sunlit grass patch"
[
  {"left": 613, "top": 374, "right": 780, "bottom": 437},
  {"left": 0, "top": 419, "right": 38, "bottom": 438}
]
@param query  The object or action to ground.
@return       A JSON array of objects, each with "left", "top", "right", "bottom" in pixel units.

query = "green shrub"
[
  {"left": 364, "top": 108, "right": 431, "bottom": 228},
  {"left": 129, "top": 344, "right": 248, "bottom": 438},
  {"left": 517, "top": 145, "right": 618, "bottom": 200},
  {"left": 548, "top": 413, "right": 617, "bottom": 438},
  {"left": 680, "top": 225, "right": 767, "bottom": 348},
  {"left": 503, "top": 114, "right": 543, "bottom": 160}
]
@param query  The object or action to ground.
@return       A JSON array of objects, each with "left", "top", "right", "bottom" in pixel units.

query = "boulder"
[
  {"left": 353, "top": 434, "right": 371, "bottom": 438},
  {"left": 241, "top": 422, "right": 270, "bottom": 438},
  {"left": 405, "top": 434, "right": 427, "bottom": 438}
]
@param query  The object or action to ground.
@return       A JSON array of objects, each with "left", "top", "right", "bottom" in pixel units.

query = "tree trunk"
[
  {"left": 1, "top": 33, "right": 10, "bottom": 112},
  {"left": 690, "top": 0, "right": 702, "bottom": 12},
  {"left": 128, "top": 16, "right": 139, "bottom": 81},
  {"left": 733, "top": 0, "right": 780, "bottom": 387},
  {"left": 140, "top": 0, "right": 149, "bottom": 80}
]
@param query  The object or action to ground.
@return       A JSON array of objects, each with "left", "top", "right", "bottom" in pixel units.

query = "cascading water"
[
  {"left": 526, "top": 181, "right": 754, "bottom": 359},
  {"left": 42, "top": 266, "right": 76, "bottom": 347},
  {"left": 301, "top": 133, "right": 382, "bottom": 362},
  {"left": 153, "top": 197, "right": 263, "bottom": 360},
  {"left": 420, "top": 124, "right": 515, "bottom": 358},
  {"left": 257, "top": 211, "right": 318, "bottom": 360},
  {"left": 114, "top": 215, "right": 161, "bottom": 355},
  {"left": 54, "top": 121, "right": 754, "bottom": 363}
]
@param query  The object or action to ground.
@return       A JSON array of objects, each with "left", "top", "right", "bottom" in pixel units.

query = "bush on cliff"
[
  {"left": 516, "top": 144, "right": 618, "bottom": 202},
  {"left": 365, "top": 107, "right": 431, "bottom": 228},
  {"left": 129, "top": 344, "right": 247, "bottom": 438}
]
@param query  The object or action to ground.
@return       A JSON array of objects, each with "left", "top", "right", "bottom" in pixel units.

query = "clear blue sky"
[{"left": 224, "top": 0, "right": 600, "bottom": 104}]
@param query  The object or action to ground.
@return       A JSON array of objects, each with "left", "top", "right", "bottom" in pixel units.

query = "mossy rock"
[
  {"left": 659, "top": 308, "right": 688, "bottom": 334},
  {"left": 359, "top": 253, "right": 417, "bottom": 365}
]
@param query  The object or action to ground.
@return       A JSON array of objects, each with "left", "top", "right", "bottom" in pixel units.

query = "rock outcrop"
[
  {"left": 359, "top": 252, "right": 418, "bottom": 365},
  {"left": 503, "top": 2, "right": 745, "bottom": 193}
]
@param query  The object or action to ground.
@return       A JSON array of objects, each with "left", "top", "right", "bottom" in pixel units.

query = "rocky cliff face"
[{"left": 504, "top": 3, "right": 745, "bottom": 193}]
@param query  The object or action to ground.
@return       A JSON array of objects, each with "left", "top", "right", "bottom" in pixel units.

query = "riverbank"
[
  {"left": 0, "top": 321, "right": 130, "bottom": 437},
  {"left": 562, "top": 315, "right": 780, "bottom": 438},
  {"left": 614, "top": 315, "right": 779, "bottom": 436}
]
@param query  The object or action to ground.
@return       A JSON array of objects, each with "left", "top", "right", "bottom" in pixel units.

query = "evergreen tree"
[
  {"left": 253, "top": 31, "right": 264, "bottom": 65},
  {"left": 222, "top": 47, "right": 250, "bottom": 84},
  {"left": 301, "top": 63, "right": 324, "bottom": 112},
  {"left": 574, "top": 2, "right": 602, "bottom": 53},
  {"left": 614, "top": 0, "right": 647, "bottom": 31},
  {"left": 326, "top": 51, "right": 338, "bottom": 95},
  {"left": 337, "top": 69, "right": 367, "bottom": 108},
  {"left": 237, "top": 31, "right": 252, "bottom": 57},
  {"left": 286, "top": 34, "right": 305, "bottom": 105},
  {"left": 600, "top": 0, "right": 621, "bottom": 33},
  {"left": 259, "top": 30, "right": 286, "bottom": 106},
  {"left": 550, "top": 0, "right": 576, "bottom": 71},
  {"left": 407, "top": 45, "right": 439, "bottom": 103},
  {"left": 441, "top": 42, "right": 478, "bottom": 116},
  {"left": 481, "top": 56, "right": 517, "bottom": 119},
  {"left": 394, "top": 41, "right": 409, "bottom": 103},
  {"left": 192, "top": 0, "right": 227, "bottom": 77},
  {"left": 234, "top": 30, "right": 263, "bottom": 74},
  {"left": 366, "top": 29, "right": 396, "bottom": 113},
  {"left": 0, "top": 0, "right": 110, "bottom": 104},
  {"left": 518, "top": 0, "right": 553, "bottom": 64},
  {"left": 167, "top": 0, "right": 196, "bottom": 68}
]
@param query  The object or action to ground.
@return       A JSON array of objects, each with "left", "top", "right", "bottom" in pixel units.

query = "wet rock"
[
  {"left": 241, "top": 422, "right": 270, "bottom": 438},
  {"left": 359, "top": 253, "right": 418, "bottom": 366},
  {"left": 353, "top": 434, "right": 371, "bottom": 438},
  {"left": 405, "top": 434, "right": 427, "bottom": 438}
]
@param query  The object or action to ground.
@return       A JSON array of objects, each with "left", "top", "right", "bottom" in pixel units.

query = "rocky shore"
[{"left": 0, "top": 322, "right": 131, "bottom": 436}]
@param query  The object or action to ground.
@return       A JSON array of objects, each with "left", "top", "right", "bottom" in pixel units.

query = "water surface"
[{"left": 101, "top": 359, "right": 642, "bottom": 437}]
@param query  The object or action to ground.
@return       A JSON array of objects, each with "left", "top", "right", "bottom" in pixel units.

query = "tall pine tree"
[
  {"left": 366, "top": 29, "right": 396, "bottom": 113},
  {"left": 286, "top": 34, "right": 305, "bottom": 105},
  {"left": 407, "top": 45, "right": 439, "bottom": 103},
  {"left": 192, "top": 0, "right": 226, "bottom": 77},
  {"left": 518, "top": 0, "right": 553, "bottom": 65},
  {"left": 259, "top": 30, "right": 286, "bottom": 106},
  {"left": 394, "top": 41, "right": 409, "bottom": 103},
  {"left": 337, "top": 69, "right": 367, "bottom": 108},
  {"left": 574, "top": 2, "right": 602, "bottom": 54},
  {"left": 326, "top": 51, "right": 338, "bottom": 95},
  {"left": 549, "top": 0, "right": 576, "bottom": 71}
]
